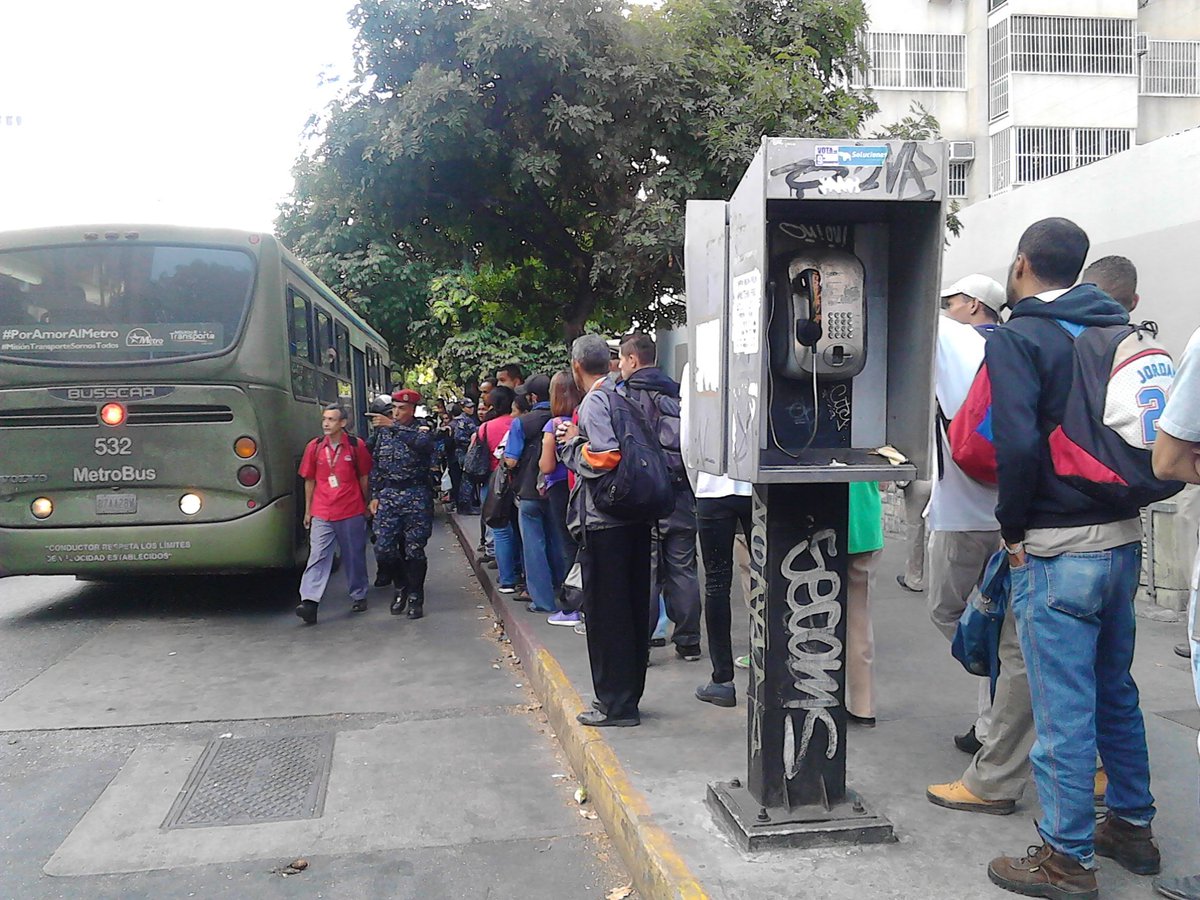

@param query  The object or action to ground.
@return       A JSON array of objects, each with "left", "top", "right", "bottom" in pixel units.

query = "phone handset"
[{"left": 770, "top": 248, "right": 866, "bottom": 380}]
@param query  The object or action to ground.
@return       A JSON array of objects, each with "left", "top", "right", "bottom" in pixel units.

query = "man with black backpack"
[
  {"left": 985, "top": 219, "right": 1167, "bottom": 899},
  {"left": 560, "top": 334, "right": 673, "bottom": 727},
  {"left": 618, "top": 332, "right": 703, "bottom": 662}
]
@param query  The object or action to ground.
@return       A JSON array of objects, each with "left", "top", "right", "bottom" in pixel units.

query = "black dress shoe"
[
  {"left": 577, "top": 709, "right": 639, "bottom": 727},
  {"left": 351, "top": 598, "right": 368, "bottom": 613},
  {"left": 895, "top": 574, "right": 922, "bottom": 593},
  {"left": 1175, "top": 643, "right": 1192, "bottom": 660},
  {"left": 649, "top": 637, "right": 667, "bottom": 648},
  {"left": 955, "top": 725, "right": 983, "bottom": 755},
  {"left": 295, "top": 600, "right": 318, "bottom": 625},
  {"left": 847, "top": 712, "right": 876, "bottom": 728}
]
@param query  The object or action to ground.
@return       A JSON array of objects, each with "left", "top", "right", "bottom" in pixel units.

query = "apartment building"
[{"left": 860, "top": 0, "right": 1200, "bottom": 204}]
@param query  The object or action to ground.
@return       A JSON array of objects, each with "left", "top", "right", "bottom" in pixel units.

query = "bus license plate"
[{"left": 96, "top": 494, "right": 137, "bottom": 515}]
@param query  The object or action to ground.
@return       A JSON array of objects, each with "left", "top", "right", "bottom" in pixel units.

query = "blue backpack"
[{"left": 592, "top": 381, "right": 675, "bottom": 523}]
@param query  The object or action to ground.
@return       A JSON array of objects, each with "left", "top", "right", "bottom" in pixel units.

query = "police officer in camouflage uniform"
[{"left": 368, "top": 389, "right": 435, "bottom": 619}]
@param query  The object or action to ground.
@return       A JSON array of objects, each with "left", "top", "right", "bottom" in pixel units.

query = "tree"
[
  {"left": 279, "top": 0, "right": 677, "bottom": 347},
  {"left": 278, "top": 0, "right": 879, "bottom": 370}
]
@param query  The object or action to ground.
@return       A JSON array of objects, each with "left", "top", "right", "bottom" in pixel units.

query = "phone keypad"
[{"left": 825, "top": 311, "right": 856, "bottom": 341}]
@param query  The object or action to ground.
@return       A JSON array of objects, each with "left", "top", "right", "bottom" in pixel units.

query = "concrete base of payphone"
[
  {"left": 706, "top": 482, "right": 896, "bottom": 852},
  {"left": 707, "top": 781, "right": 894, "bottom": 852}
]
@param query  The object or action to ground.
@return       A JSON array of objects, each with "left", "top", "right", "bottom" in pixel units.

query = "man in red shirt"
[{"left": 296, "top": 404, "right": 374, "bottom": 624}]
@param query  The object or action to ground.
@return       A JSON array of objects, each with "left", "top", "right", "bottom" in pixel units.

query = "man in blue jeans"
[{"left": 987, "top": 218, "right": 1158, "bottom": 899}]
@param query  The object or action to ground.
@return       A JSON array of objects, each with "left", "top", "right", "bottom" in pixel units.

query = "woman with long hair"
[{"left": 541, "top": 370, "right": 584, "bottom": 626}]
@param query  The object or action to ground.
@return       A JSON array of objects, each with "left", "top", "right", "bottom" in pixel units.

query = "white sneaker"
[
  {"left": 573, "top": 621, "right": 587, "bottom": 636},
  {"left": 497, "top": 585, "right": 517, "bottom": 595}
]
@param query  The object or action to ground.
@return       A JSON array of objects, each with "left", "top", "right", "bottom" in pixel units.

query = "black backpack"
[
  {"left": 1047, "top": 321, "right": 1183, "bottom": 509},
  {"left": 625, "top": 383, "right": 688, "bottom": 488},
  {"left": 591, "top": 381, "right": 675, "bottom": 522}
]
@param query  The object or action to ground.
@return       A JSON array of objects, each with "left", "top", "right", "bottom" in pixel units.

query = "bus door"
[{"left": 353, "top": 346, "right": 368, "bottom": 437}]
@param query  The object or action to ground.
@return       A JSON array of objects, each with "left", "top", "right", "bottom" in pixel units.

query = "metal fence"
[
  {"left": 1010, "top": 15, "right": 1136, "bottom": 76},
  {"left": 1140, "top": 39, "right": 1200, "bottom": 96},
  {"left": 989, "top": 19, "right": 1010, "bottom": 121},
  {"left": 865, "top": 32, "right": 967, "bottom": 90}
]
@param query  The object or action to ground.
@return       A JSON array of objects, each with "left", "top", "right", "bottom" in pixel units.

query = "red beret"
[{"left": 392, "top": 389, "right": 422, "bottom": 405}]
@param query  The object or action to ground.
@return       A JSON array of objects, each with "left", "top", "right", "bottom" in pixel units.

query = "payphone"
[{"left": 685, "top": 136, "right": 946, "bottom": 851}]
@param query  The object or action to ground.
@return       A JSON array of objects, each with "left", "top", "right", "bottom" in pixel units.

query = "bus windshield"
[{"left": 0, "top": 243, "right": 255, "bottom": 363}]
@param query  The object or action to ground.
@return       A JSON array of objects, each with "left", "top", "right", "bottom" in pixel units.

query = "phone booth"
[{"left": 685, "top": 137, "right": 946, "bottom": 849}]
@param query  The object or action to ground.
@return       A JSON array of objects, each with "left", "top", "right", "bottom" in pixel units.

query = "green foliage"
[
  {"left": 278, "top": 0, "right": 881, "bottom": 387},
  {"left": 436, "top": 325, "right": 570, "bottom": 389}
]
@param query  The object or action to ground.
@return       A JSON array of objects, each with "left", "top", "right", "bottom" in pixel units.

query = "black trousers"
[
  {"left": 696, "top": 494, "right": 753, "bottom": 685},
  {"left": 583, "top": 523, "right": 652, "bottom": 719}
]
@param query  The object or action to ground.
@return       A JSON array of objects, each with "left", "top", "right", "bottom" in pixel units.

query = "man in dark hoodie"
[
  {"left": 618, "top": 333, "right": 703, "bottom": 662},
  {"left": 987, "top": 219, "right": 1158, "bottom": 900}
]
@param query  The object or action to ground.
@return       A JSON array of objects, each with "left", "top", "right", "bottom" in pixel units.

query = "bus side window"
[
  {"left": 288, "top": 290, "right": 312, "bottom": 361},
  {"left": 315, "top": 308, "right": 334, "bottom": 370},
  {"left": 335, "top": 323, "right": 350, "bottom": 378}
]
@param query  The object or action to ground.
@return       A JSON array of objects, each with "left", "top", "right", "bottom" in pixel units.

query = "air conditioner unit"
[
  {"left": 1136, "top": 33, "right": 1149, "bottom": 57},
  {"left": 948, "top": 141, "right": 976, "bottom": 162}
]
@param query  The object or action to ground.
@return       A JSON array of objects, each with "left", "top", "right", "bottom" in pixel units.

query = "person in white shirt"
[
  {"left": 925, "top": 274, "right": 1038, "bottom": 815},
  {"left": 680, "top": 363, "right": 752, "bottom": 708}
]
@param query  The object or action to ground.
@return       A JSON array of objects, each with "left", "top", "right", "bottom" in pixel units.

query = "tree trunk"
[{"left": 562, "top": 271, "right": 597, "bottom": 343}]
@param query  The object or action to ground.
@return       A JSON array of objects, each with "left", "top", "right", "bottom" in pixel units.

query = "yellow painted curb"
[
  {"left": 530, "top": 647, "right": 709, "bottom": 900},
  {"left": 448, "top": 512, "right": 709, "bottom": 899}
]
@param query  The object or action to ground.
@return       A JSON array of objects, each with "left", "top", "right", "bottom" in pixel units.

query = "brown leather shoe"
[
  {"left": 926, "top": 780, "right": 1015, "bottom": 815},
  {"left": 1094, "top": 811, "right": 1161, "bottom": 875},
  {"left": 989, "top": 843, "right": 1098, "bottom": 900}
]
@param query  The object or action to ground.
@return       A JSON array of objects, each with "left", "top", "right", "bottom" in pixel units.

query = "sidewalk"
[{"left": 451, "top": 511, "right": 1200, "bottom": 900}]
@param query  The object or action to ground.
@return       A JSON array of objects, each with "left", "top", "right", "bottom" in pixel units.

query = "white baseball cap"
[{"left": 940, "top": 274, "right": 1006, "bottom": 314}]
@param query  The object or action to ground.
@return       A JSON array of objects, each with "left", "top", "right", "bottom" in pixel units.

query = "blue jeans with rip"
[
  {"left": 519, "top": 498, "right": 566, "bottom": 612},
  {"left": 1011, "top": 542, "right": 1154, "bottom": 866}
]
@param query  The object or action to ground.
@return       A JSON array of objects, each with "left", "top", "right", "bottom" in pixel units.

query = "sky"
[{"left": 0, "top": 0, "right": 358, "bottom": 233}]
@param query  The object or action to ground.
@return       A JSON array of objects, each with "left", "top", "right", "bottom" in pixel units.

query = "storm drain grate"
[{"left": 162, "top": 734, "right": 335, "bottom": 829}]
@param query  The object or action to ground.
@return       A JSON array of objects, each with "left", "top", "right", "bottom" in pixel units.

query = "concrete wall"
[
  {"left": 943, "top": 125, "right": 1200, "bottom": 359},
  {"left": 1005, "top": 0, "right": 1137, "bottom": 16},
  {"left": 1140, "top": 97, "right": 1200, "bottom": 143},
  {"left": 1139, "top": 0, "right": 1200, "bottom": 39},
  {"left": 1007, "top": 74, "right": 1138, "bottom": 129}
]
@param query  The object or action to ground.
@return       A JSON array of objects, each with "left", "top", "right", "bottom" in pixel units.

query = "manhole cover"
[{"left": 163, "top": 734, "right": 335, "bottom": 829}]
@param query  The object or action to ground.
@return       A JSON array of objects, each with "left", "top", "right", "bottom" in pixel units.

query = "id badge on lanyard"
[{"left": 324, "top": 442, "right": 341, "bottom": 489}]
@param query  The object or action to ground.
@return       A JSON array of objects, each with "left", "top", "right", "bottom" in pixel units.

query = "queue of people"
[{"left": 285, "top": 215, "right": 1200, "bottom": 900}]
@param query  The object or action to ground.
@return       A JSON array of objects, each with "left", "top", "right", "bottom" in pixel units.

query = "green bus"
[{"left": 0, "top": 225, "right": 389, "bottom": 577}]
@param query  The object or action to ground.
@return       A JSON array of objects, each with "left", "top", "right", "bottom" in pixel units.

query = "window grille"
[
  {"left": 1140, "top": 40, "right": 1200, "bottom": 96},
  {"left": 1013, "top": 127, "right": 1132, "bottom": 185},
  {"left": 1010, "top": 16, "right": 1135, "bottom": 76},
  {"left": 989, "top": 20, "right": 1010, "bottom": 120},
  {"left": 864, "top": 32, "right": 967, "bottom": 90},
  {"left": 990, "top": 129, "right": 1013, "bottom": 195},
  {"left": 948, "top": 162, "right": 969, "bottom": 199}
]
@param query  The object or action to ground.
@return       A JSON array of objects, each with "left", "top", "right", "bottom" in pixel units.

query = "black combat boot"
[
  {"left": 406, "top": 559, "right": 428, "bottom": 619},
  {"left": 374, "top": 560, "right": 393, "bottom": 588},
  {"left": 390, "top": 584, "right": 409, "bottom": 615}
]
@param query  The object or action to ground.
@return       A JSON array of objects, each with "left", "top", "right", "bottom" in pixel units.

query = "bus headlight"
[
  {"left": 234, "top": 436, "right": 257, "bottom": 458},
  {"left": 237, "top": 465, "right": 261, "bottom": 487},
  {"left": 179, "top": 493, "right": 202, "bottom": 515},
  {"left": 31, "top": 497, "right": 53, "bottom": 519}
]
